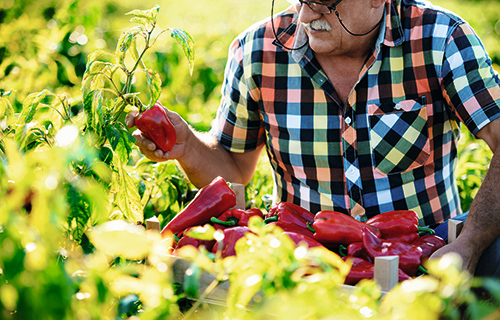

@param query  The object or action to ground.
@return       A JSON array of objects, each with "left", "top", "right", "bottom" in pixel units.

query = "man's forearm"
[
  {"left": 452, "top": 148, "right": 500, "bottom": 268},
  {"left": 460, "top": 148, "right": 500, "bottom": 242},
  {"left": 176, "top": 129, "right": 259, "bottom": 188}
]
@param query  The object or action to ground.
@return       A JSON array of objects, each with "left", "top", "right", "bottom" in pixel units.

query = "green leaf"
[
  {"left": 183, "top": 263, "right": 201, "bottom": 299},
  {"left": 129, "top": 35, "right": 140, "bottom": 62},
  {"left": 0, "top": 90, "right": 12, "bottom": 97},
  {"left": 0, "top": 97, "right": 14, "bottom": 119},
  {"left": 105, "top": 123, "right": 135, "bottom": 164},
  {"left": 18, "top": 90, "right": 51, "bottom": 124},
  {"left": 83, "top": 90, "right": 95, "bottom": 130},
  {"left": 83, "top": 89, "right": 105, "bottom": 137},
  {"left": 93, "top": 90, "right": 105, "bottom": 131},
  {"left": 170, "top": 28, "right": 195, "bottom": 75},
  {"left": 113, "top": 163, "right": 143, "bottom": 224},
  {"left": 14, "top": 123, "right": 47, "bottom": 151},
  {"left": 185, "top": 224, "right": 216, "bottom": 241},
  {"left": 158, "top": 179, "right": 180, "bottom": 213},
  {"left": 66, "top": 184, "right": 92, "bottom": 242},
  {"left": 118, "top": 294, "right": 141, "bottom": 317},
  {"left": 125, "top": 5, "right": 160, "bottom": 24},
  {"left": 87, "top": 220, "right": 149, "bottom": 259},
  {"left": 85, "top": 50, "right": 110, "bottom": 70},
  {"left": 145, "top": 69, "right": 162, "bottom": 107},
  {"left": 119, "top": 32, "right": 134, "bottom": 53},
  {"left": 129, "top": 17, "right": 150, "bottom": 27},
  {"left": 87, "top": 60, "right": 116, "bottom": 76}
]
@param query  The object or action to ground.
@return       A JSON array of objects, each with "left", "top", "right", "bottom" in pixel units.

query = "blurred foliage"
[
  {"left": 0, "top": 0, "right": 500, "bottom": 317},
  {"left": 2, "top": 0, "right": 499, "bottom": 213},
  {"left": 175, "top": 216, "right": 500, "bottom": 319},
  {"left": 455, "top": 129, "right": 492, "bottom": 213}
]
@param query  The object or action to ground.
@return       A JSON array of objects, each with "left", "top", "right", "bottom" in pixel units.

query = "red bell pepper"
[
  {"left": 283, "top": 231, "right": 325, "bottom": 249},
  {"left": 211, "top": 226, "right": 252, "bottom": 258},
  {"left": 383, "top": 232, "right": 419, "bottom": 244},
  {"left": 135, "top": 102, "right": 176, "bottom": 152},
  {"left": 267, "top": 222, "right": 315, "bottom": 237},
  {"left": 366, "top": 210, "right": 434, "bottom": 243},
  {"left": 160, "top": 176, "right": 236, "bottom": 236},
  {"left": 347, "top": 242, "right": 373, "bottom": 263},
  {"left": 411, "top": 235, "right": 446, "bottom": 260},
  {"left": 342, "top": 257, "right": 411, "bottom": 285},
  {"left": 173, "top": 234, "right": 216, "bottom": 255},
  {"left": 362, "top": 227, "right": 423, "bottom": 276},
  {"left": 211, "top": 208, "right": 263, "bottom": 228},
  {"left": 264, "top": 202, "right": 315, "bottom": 237},
  {"left": 311, "top": 211, "right": 382, "bottom": 247}
]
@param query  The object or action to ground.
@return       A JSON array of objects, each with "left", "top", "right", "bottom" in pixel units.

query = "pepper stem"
[
  {"left": 210, "top": 216, "right": 238, "bottom": 227},
  {"left": 174, "top": 233, "right": 181, "bottom": 243},
  {"left": 417, "top": 265, "right": 428, "bottom": 275},
  {"left": 417, "top": 226, "right": 436, "bottom": 235},
  {"left": 307, "top": 222, "right": 316, "bottom": 233},
  {"left": 264, "top": 215, "right": 278, "bottom": 224},
  {"left": 338, "top": 244, "right": 347, "bottom": 257}
]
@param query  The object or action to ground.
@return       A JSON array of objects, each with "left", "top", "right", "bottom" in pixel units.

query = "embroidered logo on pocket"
[{"left": 368, "top": 98, "right": 430, "bottom": 175}]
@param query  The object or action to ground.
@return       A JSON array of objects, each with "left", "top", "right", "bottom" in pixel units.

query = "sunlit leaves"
[
  {"left": 170, "top": 28, "right": 195, "bottom": 76},
  {"left": 105, "top": 123, "right": 135, "bottom": 164},
  {"left": 222, "top": 217, "right": 351, "bottom": 317},
  {"left": 185, "top": 224, "right": 217, "bottom": 241},
  {"left": 18, "top": 90, "right": 50, "bottom": 124},
  {"left": 126, "top": 4, "right": 160, "bottom": 27},
  {"left": 0, "top": 93, "right": 14, "bottom": 121},
  {"left": 145, "top": 68, "right": 162, "bottom": 107},
  {"left": 111, "top": 160, "right": 143, "bottom": 224},
  {"left": 87, "top": 220, "right": 150, "bottom": 260}
]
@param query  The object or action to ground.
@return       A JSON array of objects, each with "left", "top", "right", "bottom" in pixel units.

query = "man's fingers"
[
  {"left": 125, "top": 110, "right": 139, "bottom": 128},
  {"left": 132, "top": 130, "right": 156, "bottom": 151}
]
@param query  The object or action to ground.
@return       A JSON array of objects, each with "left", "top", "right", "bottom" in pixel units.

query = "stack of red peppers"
[
  {"left": 162, "top": 176, "right": 264, "bottom": 257},
  {"left": 160, "top": 177, "right": 445, "bottom": 285},
  {"left": 263, "top": 207, "right": 445, "bottom": 284}
]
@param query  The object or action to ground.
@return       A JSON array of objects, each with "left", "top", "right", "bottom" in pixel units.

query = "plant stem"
[
  {"left": 114, "top": 25, "right": 155, "bottom": 122},
  {"left": 182, "top": 278, "right": 220, "bottom": 320}
]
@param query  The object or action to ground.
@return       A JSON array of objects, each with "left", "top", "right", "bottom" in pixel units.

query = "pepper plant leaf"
[
  {"left": 126, "top": 4, "right": 160, "bottom": 24},
  {"left": 83, "top": 90, "right": 94, "bottom": 132},
  {"left": 0, "top": 96, "right": 14, "bottom": 121},
  {"left": 18, "top": 90, "right": 50, "bottom": 124},
  {"left": 85, "top": 50, "right": 111, "bottom": 70},
  {"left": 118, "top": 32, "right": 134, "bottom": 53},
  {"left": 169, "top": 28, "right": 195, "bottom": 75},
  {"left": 145, "top": 69, "right": 162, "bottom": 107},
  {"left": 66, "top": 183, "right": 92, "bottom": 243},
  {"left": 105, "top": 123, "right": 135, "bottom": 164},
  {"left": 87, "top": 220, "right": 150, "bottom": 260},
  {"left": 112, "top": 162, "right": 144, "bottom": 224}
]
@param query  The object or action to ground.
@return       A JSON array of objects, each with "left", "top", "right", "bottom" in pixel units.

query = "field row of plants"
[{"left": 1, "top": 0, "right": 500, "bottom": 318}]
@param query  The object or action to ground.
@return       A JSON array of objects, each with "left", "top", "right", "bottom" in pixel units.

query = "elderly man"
[{"left": 127, "top": 0, "right": 500, "bottom": 277}]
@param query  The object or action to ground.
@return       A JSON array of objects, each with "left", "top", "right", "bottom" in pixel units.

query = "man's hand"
[
  {"left": 125, "top": 102, "right": 191, "bottom": 162},
  {"left": 429, "top": 236, "right": 479, "bottom": 275}
]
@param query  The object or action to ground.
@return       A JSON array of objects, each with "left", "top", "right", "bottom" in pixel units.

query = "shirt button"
[
  {"left": 395, "top": 103, "right": 402, "bottom": 110},
  {"left": 345, "top": 117, "right": 352, "bottom": 125},
  {"left": 348, "top": 167, "right": 355, "bottom": 174}
]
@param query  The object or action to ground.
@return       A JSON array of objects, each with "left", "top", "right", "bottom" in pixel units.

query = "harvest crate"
[{"left": 145, "top": 182, "right": 464, "bottom": 303}]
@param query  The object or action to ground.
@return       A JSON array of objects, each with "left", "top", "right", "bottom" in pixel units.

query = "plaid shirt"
[{"left": 210, "top": 0, "right": 500, "bottom": 226}]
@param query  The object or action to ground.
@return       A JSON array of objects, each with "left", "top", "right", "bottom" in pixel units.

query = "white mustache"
[{"left": 302, "top": 19, "right": 332, "bottom": 31}]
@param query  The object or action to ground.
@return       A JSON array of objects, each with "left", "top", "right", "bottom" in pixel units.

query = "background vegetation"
[
  {"left": 2, "top": 0, "right": 499, "bottom": 213},
  {"left": 1, "top": 0, "right": 500, "bottom": 318}
]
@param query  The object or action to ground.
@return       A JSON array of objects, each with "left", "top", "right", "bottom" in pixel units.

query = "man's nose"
[{"left": 297, "top": 3, "right": 324, "bottom": 23}]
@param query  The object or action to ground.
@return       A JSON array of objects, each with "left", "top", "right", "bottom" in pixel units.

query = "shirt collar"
[{"left": 383, "top": 0, "right": 404, "bottom": 47}]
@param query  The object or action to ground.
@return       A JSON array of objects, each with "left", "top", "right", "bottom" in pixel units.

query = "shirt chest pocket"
[{"left": 368, "top": 98, "right": 430, "bottom": 175}]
